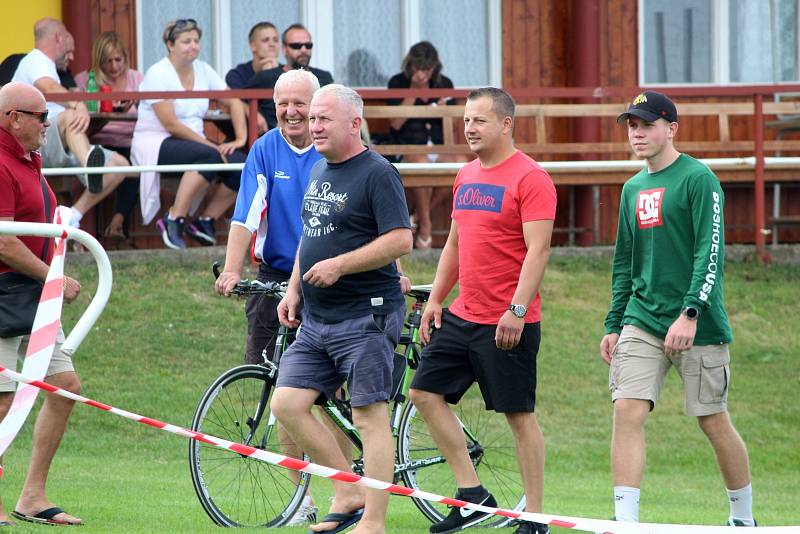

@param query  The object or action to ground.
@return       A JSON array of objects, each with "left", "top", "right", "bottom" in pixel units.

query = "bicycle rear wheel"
[
  {"left": 189, "top": 364, "right": 310, "bottom": 527},
  {"left": 397, "top": 383, "right": 525, "bottom": 527}
]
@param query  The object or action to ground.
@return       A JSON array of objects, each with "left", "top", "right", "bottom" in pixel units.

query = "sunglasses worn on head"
[
  {"left": 287, "top": 42, "right": 313, "bottom": 50},
  {"left": 169, "top": 18, "right": 198, "bottom": 41},
  {"left": 5, "top": 109, "right": 49, "bottom": 123}
]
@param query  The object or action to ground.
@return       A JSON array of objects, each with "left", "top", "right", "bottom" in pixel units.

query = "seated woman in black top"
[{"left": 387, "top": 41, "right": 462, "bottom": 249}]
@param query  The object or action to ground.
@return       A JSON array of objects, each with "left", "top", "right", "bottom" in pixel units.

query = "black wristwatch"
[
  {"left": 509, "top": 304, "right": 527, "bottom": 318},
  {"left": 682, "top": 306, "right": 699, "bottom": 321}
]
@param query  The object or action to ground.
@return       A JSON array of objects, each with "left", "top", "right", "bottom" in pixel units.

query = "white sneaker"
[{"left": 285, "top": 495, "right": 318, "bottom": 527}]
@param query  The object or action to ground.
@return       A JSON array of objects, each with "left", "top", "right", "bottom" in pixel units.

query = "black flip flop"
[
  {"left": 307, "top": 508, "right": 364, "bottom": 533},
  {"left": 11, "top": 507, "right": 82, "bottom": 526}
]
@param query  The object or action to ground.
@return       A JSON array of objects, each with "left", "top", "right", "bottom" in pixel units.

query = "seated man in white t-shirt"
[{"left": 13, "top": 18, "right": 128, "bottom": 228}]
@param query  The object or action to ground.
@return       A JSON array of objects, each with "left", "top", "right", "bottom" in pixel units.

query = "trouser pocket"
[{"left": 699, "top": 350, "right": 730, "bottom": 404}]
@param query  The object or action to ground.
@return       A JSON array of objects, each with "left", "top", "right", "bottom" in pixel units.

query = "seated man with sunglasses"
[
  {"left": 246, "top": 23, "right": 333, "bottom": 130},
  {"left": 12, "top": 18, "right": 128, "bottom": 230}
]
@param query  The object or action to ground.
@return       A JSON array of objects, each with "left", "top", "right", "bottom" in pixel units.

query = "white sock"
[
  {"left": 69, "top": 207, "right": 83, "bottom": 228},
  {"left": 614, "top": 486, "right": 640, "bottom": 522},
  {"left": 727, "top": 483, "right": 754, "bottom": 523}
]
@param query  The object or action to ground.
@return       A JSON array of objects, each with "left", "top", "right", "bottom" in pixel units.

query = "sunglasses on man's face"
[
  {"left": 5, "top": 109, "right": 49, "bottom": 124},
  {"left": 286, "top": 42, "right": 313, "bottom": 50}
]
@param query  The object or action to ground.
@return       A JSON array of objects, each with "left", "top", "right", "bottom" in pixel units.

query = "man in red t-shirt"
[
  {"left": 0, "top": 82, "right": 83, "bottom": 526},
  {"left": 409, "top": 87, "right": 556, "bottom": 534}
]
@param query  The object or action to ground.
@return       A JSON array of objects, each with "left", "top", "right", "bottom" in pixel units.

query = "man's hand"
[
  {"left": 68, "top": 103, "right": 90, "bottom": 134},
  {"left": 63, "top": 276, "right": 81, "bottom": 303},
  {"left": 218, "top": 139, "right": 246, "bottom": 157},
  {"left": 495, "top": 310, "right": 524, "bottom": 350},
  {"left": 215, "top": 271, "right": 241, "bottom": 297},
  {"left": 255, "top": 56, "right": 278, "bottom": 71},
  {"left": 599, "top": 333, "right": 620, "bottom": 365},
  {"left": 420, "top": 301, "right": 443, "bottom": 345},
  {"left": 399, "top": 274, "right": 411, "bottom": 295},
  {"left": 664, "top": 315, "right": 697, "bottom": 356},
  {"left": 302, "top": 258, "right": 343, "bottom": 288},
  {"left": 277, "top": 289, "right": 302, "bottom": 328}
]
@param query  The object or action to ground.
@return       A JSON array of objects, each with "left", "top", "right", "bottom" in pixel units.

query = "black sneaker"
[
  {"left": 85, "top": 145, "right": 105, "bottom": 193},
  {"left": 186, "top": 217, "right": 216, "bottom": 246},
  {"left": 728, "top": 518, "right": 758, "bottom": 527},
  {"left": 511, "top": 519, "right": 550, "bottom": 534},
  {"left": 156, "top": 214, "right": 186, "bottom": 250},
  {"left": 429, "top": 491, "right": 497, "bottom": 533}
]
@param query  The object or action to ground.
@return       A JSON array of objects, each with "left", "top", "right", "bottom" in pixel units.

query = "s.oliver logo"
[
  {"left": 636, "top": 188, "right": 665, "bottom": 228},
  {"left": 454, "top": 183, "right": 505, "bottom": 213}
]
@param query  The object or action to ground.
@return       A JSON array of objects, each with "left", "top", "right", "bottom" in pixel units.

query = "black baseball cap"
[{"left": 617, "top": 91, "right": 678, "bottom": 123}]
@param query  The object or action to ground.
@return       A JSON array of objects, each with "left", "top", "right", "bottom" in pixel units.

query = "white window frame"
[
  {"left": 137, "top": 0, "right": 502, "bottom": 87},
  {"left": 638, "top": 0, "right": 800, "bottom": 86}
]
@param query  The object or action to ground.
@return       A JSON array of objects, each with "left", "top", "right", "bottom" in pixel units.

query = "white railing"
[{"left": 37, "top": 157, "right": 800, "bottom": 177}]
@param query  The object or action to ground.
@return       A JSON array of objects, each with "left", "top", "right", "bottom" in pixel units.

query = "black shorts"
[
  {"left": 244, "top": 263, "right": 292, "bottom": 365},
  {"left": 157, "top": 137, "right": 246, "bottom": 191},
  {"left": 411, "top": 309, "right": 541, "bottom": 413}
]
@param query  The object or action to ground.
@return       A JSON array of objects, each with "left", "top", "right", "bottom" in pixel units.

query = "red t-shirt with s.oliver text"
[
  {"left": 448, "top": 150, "right": 556, "bottom": 325},
  {"left": 0, "top": 127, "right": 55, "bottom": 273}
]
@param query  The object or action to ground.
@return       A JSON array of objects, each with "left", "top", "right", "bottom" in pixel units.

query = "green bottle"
[{"left": 86, "top": 71, "right": 99, "bottom": 112}]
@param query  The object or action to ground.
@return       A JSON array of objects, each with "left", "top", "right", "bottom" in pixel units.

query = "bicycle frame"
[{"left": 225, "top": 280, "right": 455, "bottom": 477}]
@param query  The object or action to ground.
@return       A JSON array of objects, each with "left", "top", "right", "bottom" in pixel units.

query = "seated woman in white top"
[{"left": 132, "top": 18, "right": 247, "bottom": 250}]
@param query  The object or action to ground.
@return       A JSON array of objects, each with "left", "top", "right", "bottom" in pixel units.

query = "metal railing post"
[{"left": 754, "top": 94, "right": 769, "bottom": 263}]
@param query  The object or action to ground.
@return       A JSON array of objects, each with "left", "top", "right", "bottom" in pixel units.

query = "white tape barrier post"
[
  {"left": 0, "top": 368, "right": 796, "bottom": 534},
  {"left": 0, "top": 220, "right": 113, "bottom": 355},
  {"left": 0, "top": 216, "right": 112, "bottom": 478}
]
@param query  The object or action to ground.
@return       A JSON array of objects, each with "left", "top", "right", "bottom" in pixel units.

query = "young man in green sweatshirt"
[{"left": 599, "top": 91, "right": 756, "bottom": 527}]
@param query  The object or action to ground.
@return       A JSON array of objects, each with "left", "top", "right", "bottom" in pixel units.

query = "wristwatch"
[
  {"left": 509, "top": 304, "right": 527, "bottom": 318},
  {"left": 682, "top": 306, "right": 699, "bottom": 321}
]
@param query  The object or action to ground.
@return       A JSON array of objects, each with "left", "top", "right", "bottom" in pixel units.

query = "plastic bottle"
[
  {"left": 85, "top": 71, "right": 99, "bottom": 112},
  {"left": 99, "top": 85, "right": 113, "bottom": 112}
]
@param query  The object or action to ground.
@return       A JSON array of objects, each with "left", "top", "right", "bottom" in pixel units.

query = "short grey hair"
[
  {"left": 274, "top": 69, "right": 320, "bottom": 96},
  {"left": 314, "top": 84, "right": 363, "bottom": 118}
]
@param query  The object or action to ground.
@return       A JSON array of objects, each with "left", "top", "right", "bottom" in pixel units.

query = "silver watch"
[{"left": 509, "top": 304, "right": 527, "bottom": 318}]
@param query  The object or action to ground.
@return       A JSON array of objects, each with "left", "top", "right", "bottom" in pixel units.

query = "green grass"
[{"left": 1, "top": 254, "right": 798, "bottom": 532}]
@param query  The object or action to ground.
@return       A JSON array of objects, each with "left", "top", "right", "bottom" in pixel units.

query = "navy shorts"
[
  {"left": 158, "top": 137, "right": 246, "bottom": 191},
  {"left": 411, "top": 309, "right": 541, "bottom": 413},
  {"left": 276, "top": 304, "right": 405, "bottom": 407}
]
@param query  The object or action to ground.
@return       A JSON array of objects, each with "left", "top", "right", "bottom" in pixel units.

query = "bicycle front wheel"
[
  {"left": 189, "top": 364, "right": 310, "bottom": 527},
  {"left": 397, "top": 383, "right": 525, "bottom": 527}
]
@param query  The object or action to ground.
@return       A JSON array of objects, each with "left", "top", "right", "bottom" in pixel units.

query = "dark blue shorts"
[{"left": 276, "top": 304, "right": 405, "bottom": 407}]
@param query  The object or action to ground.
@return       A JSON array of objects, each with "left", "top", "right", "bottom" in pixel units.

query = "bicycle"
[{"left": 188, "top": 265, "right": 525, "bottom": 527}]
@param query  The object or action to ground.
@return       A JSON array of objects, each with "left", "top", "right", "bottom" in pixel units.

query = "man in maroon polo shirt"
[{"left": 0, "top": 82, "right": 83, "bottom": 526}]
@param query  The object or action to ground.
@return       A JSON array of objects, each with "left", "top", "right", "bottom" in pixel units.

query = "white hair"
[
  {"left": 274, "top": 68, "right": 320, "bottom": 95},
  {"left": 314, "top": 83, "right": 363, "bottom": 118}
]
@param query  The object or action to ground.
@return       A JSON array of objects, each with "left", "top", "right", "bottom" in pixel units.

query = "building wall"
[
  {"left": 62, "top": 0, "right": 800, "bottom": 245},
  {"left": 0, "top": 0, "right": 61, "bottom": 60}
]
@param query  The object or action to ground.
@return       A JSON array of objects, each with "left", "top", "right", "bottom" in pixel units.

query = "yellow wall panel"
[{"left": 0, "top": 0, "right": 62, "bottom": 61}]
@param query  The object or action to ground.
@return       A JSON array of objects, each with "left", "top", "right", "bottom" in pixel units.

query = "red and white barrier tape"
[
  {"left": 0, "top": 207, "right": 72, "bottom": 476},
  {"left": 0, "top": 366, "right": 796, "bottom": 533}
]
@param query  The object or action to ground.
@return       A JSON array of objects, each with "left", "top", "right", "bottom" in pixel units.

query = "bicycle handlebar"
[{"left": 212, "top": 261, "right": 287, "bottom": 298}]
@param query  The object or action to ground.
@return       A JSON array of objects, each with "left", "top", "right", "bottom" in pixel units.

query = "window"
[
  {"left": 640, "top": 0, "right": 800, "bottom": 85},
  {"left": 137, "top": 0, "right": 501, "bottom": 88},
  {"left": 137, "top": 1, "right": 214, "bottom": 72}
]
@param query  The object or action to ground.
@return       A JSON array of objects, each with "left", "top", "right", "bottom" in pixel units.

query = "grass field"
[{"left": 1, "top": 252, "right": 798, "bottom": 533}]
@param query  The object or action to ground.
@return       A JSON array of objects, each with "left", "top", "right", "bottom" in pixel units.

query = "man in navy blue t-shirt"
[{"left": 272, "top": 84, "right": 412, "bottom": 534}]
